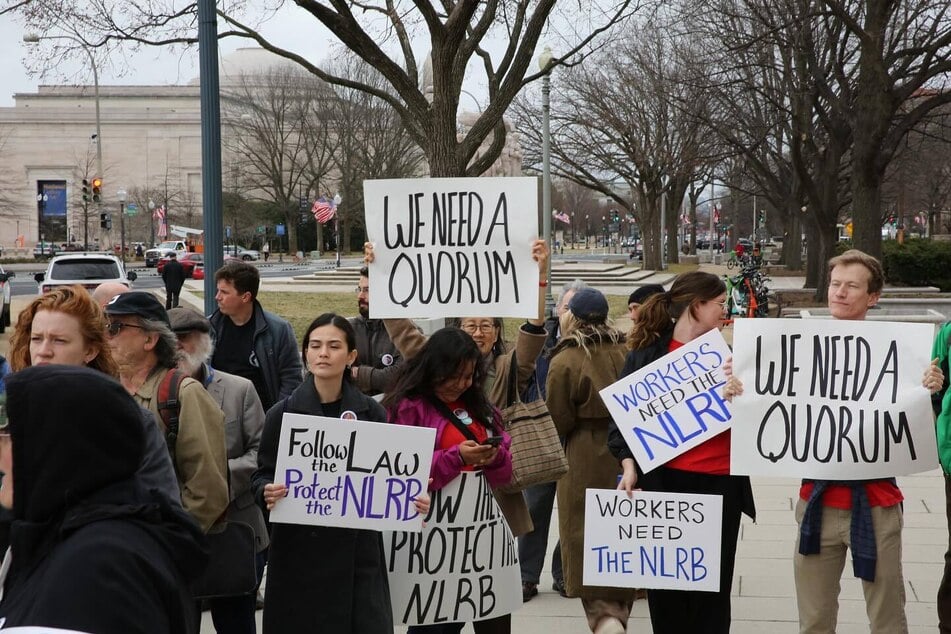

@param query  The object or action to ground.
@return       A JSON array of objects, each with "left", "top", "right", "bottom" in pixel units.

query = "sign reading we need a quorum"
[
  {"left": 270, "top": 413, "right": 435, "bottom": 532},
  {"left": 730, "top": 318, "right": 938, "bottom": 478},
  {"left": 364, "top": 177, "right": 540, "bottom": 319}
]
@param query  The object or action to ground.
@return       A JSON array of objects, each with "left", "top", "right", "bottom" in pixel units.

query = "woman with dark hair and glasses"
[
  {"left": 607, "top": 271, "right": 755, "bottom": 634},
  {"left": 252, "top": 313, "right": 428, "bottom": 634},
  {"left": 383, "top": 327, "right": 514, "bottom": 634}
]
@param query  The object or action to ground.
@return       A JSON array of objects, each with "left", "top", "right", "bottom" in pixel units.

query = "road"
[{"left": 5, "top": 257, "right": 367, "bottom": 297}]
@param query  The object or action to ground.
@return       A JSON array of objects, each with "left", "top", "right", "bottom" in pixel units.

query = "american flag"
[
  {"left": 552, "top": 210, "right": 571, "bottom": 224},
  {"left": 312, "top": 197, "right": 336, "bottom": 224},
  {"left": 153, "top": 205, "right": 168, "bottom": 238}
]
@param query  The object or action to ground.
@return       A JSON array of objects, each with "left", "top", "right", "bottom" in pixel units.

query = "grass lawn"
[{"left": 199, "top": 290, "right": 637, "bottom": 344}]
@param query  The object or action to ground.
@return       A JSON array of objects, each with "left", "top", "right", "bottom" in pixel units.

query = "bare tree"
[
  {"left": 516, "top": 28, "right": 716, "bottom": 269},
  {"left": 222, "top": 65, "right": 334, "bottom": 253},
  {"left": 10, "top": 0, "right": 642, "bottom": 178}
]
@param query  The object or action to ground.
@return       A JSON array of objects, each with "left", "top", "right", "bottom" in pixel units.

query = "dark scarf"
[{"left": 798, "top": 479, "right": 895, "bottom": 582}]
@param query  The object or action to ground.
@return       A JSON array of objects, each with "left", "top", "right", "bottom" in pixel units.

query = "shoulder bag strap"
[
  {"left": 427, "top": 397, "right": 482, "bottom": 443},
  {"left": 505, "top": 350, "right": 520, "bottom": 407}
]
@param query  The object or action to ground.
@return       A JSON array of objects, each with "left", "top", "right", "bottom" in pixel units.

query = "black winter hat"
[
  {"left": 104, "top": 291, "right": 170, "bottom": 326},
  {"left": 628, "top": 284, "right": 666, "bottom": 306},
  {"left": 568, "top": 288, "right": 609, "bottom": 323}
]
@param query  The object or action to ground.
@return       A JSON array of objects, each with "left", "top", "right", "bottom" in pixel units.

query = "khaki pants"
[
  {"left": 581, "top": 598, "right": 633, "bottom": 632},
  {"left": 793, "top": 499, "right": 907, "bottom": 634}
]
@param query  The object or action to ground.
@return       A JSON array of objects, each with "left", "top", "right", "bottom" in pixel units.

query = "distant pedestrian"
[
  {"left": 162, "top": 252, "right": 186, "bottom": 309},
  {"left": 262, "top": 241, "right": 270, "bottom": 262}
]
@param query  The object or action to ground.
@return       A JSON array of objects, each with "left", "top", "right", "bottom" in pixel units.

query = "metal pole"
[
  {"left": 120, "top": 201, "right": 126, "bottom": 265},
  {"left": 660, "top": 190, "right": 667, "bottom": 270},
  {"left": 197, "top": 0, "right": 224, "bottom": 316},
  {"left": 540, "top": 69, "right": 554, "bottom": 317},
  {"left": 708, "top": 182, "right": 715, "bottom": 260}
]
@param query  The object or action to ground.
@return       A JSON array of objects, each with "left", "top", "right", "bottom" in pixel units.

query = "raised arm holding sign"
[{"left": 605, "top": 271, "right": 755, "bottom": 634}]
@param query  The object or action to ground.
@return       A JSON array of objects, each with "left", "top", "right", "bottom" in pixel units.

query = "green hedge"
[{"left": 882, "top": 239, "right": 951, "bottom": 290}]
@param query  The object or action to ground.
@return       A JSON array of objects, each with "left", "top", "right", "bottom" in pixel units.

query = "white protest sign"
[
  {"left": 270, "top": 413, "right": 435, "bottom": 532},
  {"left": 730, "top": 318, "right": 938, "bottom": 478},
  {"left": 384, "top": 471, "right": 521, "bottom": 625},
  {"left": 583, "top": 489, "right": 722, "bottom": 592},
  {"left": 600, "top": 329, "right": 732, "bottom": 473},
  {"left": 364, "top": 177, "right": 539, "bottom": 319}
]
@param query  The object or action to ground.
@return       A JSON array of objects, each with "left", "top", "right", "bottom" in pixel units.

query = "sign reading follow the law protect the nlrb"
[
  {"left": 583, "top": 489, "right": 722, "bottom": 592},
  {"left": 599, "top": 328, "right": 733, "bottom": 473},
  {"left": 270, "top": 413, "right": 435, "bottom": 532},
  {"left": 364, "top": 177, "right": 540, "bottom": 319},
  {"left": 730, "top": 318, "right": 938, "bottom": 479}
]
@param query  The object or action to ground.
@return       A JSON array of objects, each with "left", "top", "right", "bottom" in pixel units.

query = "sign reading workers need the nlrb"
[
  {"left": 364, "top": 177, "right": 539, "bottom": 319},
  {"left": 730, "top": 318, "right": 938, "bottom": 479},
  {"left": 583, "top": 489, "right": 722, "bottom": 592},
  {"left": 270, "top": 413, "right": 435, "bottom": 532},
  {"left": 600, "top": 328, "right": 732, "bottom": 473}
]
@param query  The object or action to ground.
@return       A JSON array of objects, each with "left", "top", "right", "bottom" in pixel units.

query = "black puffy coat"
[
  {"left": 0, "top": 365, "right": 208, "bottom": 634},
  {"left": 252, "top": 378, "right": 393, "bottom": 634}
]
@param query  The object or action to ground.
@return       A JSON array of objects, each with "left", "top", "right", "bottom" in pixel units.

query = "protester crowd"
[{"left": 1, "top": 244, "right": 951, "bottom": 634}]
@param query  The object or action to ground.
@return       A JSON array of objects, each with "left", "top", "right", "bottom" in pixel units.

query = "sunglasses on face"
[{"left": 106, "top": 322, "right": 146, "bottom": 337}]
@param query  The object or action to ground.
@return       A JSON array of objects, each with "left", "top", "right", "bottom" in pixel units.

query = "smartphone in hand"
[{"left": 482, "top": 435, "right": 503, "bottom": 447}]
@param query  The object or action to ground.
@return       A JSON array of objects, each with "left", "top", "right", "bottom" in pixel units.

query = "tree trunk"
[{"left": 849, "top": 157, "right": 885, "bottom": 260}]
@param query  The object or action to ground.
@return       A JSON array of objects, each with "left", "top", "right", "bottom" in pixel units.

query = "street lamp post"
[
  {"left": 148, "top": 199, "right": 156, "bottom": 248},
  {"left": 117, "top": 189, "right": 127, "bottom": 265},
  {"left": 585, "top": 214, "right": 590, "bottom": 249},
  {"left": 538, "top": 46, "right": 555, "bottom": 317},
  {"left": 333, "top": 193, "right": 342, "bottom": 268},
  {"left": 24, "top": 33, "right": 104, "bottom": 247}
]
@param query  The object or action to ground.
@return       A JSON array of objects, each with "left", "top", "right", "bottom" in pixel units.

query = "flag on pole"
[
  {"left": 154, "top": 205, "right": 168, "bottom": 238},
  {"left": 312, "top": 197, "right": 337, "bottom": 224},
  {"left": 553, "top": 210, "right": 571, "bottom": 224}
]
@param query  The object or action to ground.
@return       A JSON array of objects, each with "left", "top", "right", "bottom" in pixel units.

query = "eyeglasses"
[
  {"left": 354, "top": 286, "right": 370, "bottom": 294},
  {"left": 106, "top": 322, "right": 146, "bottom": 337},
  {"left": 461, "top": 323, "right": 496, "bottom": 334},
  {"left": 708, "top": 300, "right": 728, "bottom": 309}
]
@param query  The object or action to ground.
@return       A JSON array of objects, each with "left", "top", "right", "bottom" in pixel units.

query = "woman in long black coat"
[{"left": 252, "top": 313, "right": 426, "bottom": 634}]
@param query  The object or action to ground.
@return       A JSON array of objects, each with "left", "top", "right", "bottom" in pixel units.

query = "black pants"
[
  {"left": 938, "top": 475, "right": 951, "bottom": 632},
  {"left": 640, "top": 467, "right": 754, "bottom": 634},
  {"left": 407, "top": 614, "right": 510, "bottom": 634},
  {"left": 166, "top": 287, "right": 181, "bottom": 309}
]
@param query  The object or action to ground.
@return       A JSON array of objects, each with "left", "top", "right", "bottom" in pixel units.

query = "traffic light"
[
  {"left": 92, "top": 177, "right": 102, "bottom": 203},
  {"left": 757, "top": 209, "right": 765, "bottom": 227},
  {"left": 82, "top": 179, "right": 91, "bottom": 202},
  {"left": 100, "top": 211, "right": 111, "bottom": 230}
]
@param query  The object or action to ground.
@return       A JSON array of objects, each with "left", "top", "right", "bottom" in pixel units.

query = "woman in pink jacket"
[{"left": 384, "top": 327, "right": 513, "bottom": 634}]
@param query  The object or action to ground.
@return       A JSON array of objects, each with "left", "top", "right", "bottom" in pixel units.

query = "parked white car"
[
  {"left": 223, "top": 245, "right": 260, "bottom": 261},
  {"left": 34, "top": 253, "right": 137, "bottom": 295}
]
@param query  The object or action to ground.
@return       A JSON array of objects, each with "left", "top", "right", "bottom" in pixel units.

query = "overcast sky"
[{"left": 0, "top": 6, "right": 339, "bottom": 107}]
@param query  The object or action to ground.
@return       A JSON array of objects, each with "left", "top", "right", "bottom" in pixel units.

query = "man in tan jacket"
[{"left": 105, "top": 291, "right": 229, "bottom": 532}]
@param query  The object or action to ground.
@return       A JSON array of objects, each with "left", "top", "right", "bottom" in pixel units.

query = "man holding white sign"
[
  {"left": 606, "top": 272, "right": 755, "bottom": 634},
  {"left": 725, "top": 250, "right": 944, "bottom": 634}
]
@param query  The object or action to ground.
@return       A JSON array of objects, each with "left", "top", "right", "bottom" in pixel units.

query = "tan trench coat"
[{"left": 546, "top": 339, "right": 633, "bottom": 601}]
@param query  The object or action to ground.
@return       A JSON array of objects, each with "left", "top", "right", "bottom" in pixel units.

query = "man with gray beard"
[{"left": 168, "top": 307, "right": 269, "bottom": 633}]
